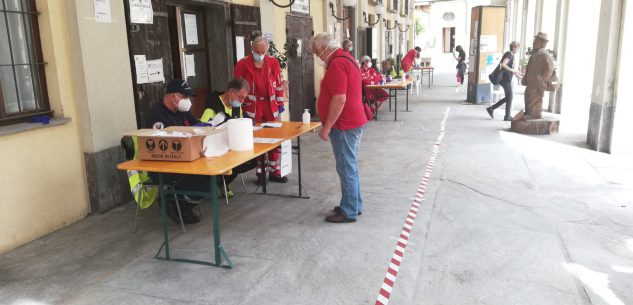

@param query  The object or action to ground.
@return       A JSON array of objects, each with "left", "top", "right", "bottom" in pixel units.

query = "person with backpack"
[
  {"left": 486, "top": 41, "right": 523, "bottom": 121},
  {"left": 311, "top": 32, "right": 368, "bottom": 223}
]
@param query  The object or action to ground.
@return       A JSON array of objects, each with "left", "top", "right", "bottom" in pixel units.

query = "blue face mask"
[
  {"left": 230, "top": 100, "right": 243, "bottom": 108},
  {"left": 253, "top": 53, "right": 265, "bottom": 62}
]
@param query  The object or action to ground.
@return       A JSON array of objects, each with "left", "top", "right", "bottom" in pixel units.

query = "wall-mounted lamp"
[
  {"left": 269, "top": 0, "right": 295, "bottom": 8},
  {"left": 384, "top": 18, "right": 398, "bottom": 30},
  {"left": 398, "top": 23, "right": 410, "bottom": 32},
  {"left": 329, "top": 0, "right": 357, "bottom": 21},
  {"left": 363, "top": 12, "right": 380, "bottom": 26}
]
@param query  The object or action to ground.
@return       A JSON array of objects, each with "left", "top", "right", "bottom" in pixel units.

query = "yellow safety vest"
[
  {"left": 127, "top": 136, "right": 158, "bottom": 209},
  {"left": 200, "top": 97, "right": 242, "bottom": 123}
]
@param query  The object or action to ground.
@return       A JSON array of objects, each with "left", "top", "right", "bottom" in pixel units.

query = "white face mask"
[
  {"left": 366, "top": 62, "right": 373, "bottom": 68},
  {"left": 315, "top": 47, "right": 327, "bottom": 67},
  {"left": 177, "top": 98, "right": 192, "bottom": 112},
  {"left": 253, "top": 53, "right": 265, "bottom": 62}
]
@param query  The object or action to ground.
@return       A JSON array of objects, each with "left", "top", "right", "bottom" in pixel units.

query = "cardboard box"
[{"left": 124, "top": 126, "right": 221, "bottom": 162}]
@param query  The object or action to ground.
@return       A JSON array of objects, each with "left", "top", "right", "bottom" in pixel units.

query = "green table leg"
[{"left": 155, "top": 173, "right": 170, "bottom": 260}]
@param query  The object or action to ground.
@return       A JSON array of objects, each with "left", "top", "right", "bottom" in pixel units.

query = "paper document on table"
[
  {"left": 261, "top": 122, "right": 282, "bottom": 128},
  {"left": 253, "top": 137, "right": 283, "bottom": 144},
  {"left": 252, "top": 126, "right": 263, "bottom": 131},
  {"left": 209, "top": 112, "right": 225, "bottom": 127}
]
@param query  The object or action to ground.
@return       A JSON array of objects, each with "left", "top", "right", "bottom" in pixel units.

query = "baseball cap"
[{"left": 165, "top": 79, "right": 197, "bottom": 96}]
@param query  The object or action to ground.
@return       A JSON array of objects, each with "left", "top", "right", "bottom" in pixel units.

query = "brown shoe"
[
  {"left": 325, "top": 211, "right": 356, "bottom": 223},
  {"left": 333, "top": 206, "right": 362, "bottom": 216}
]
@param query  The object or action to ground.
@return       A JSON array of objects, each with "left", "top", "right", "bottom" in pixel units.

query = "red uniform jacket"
[
  {"left": 233, "top": 54, "right": 284, "bottom": 119},
  {"left": 361, "top": 67, "right": 386, "bottom": 102}
]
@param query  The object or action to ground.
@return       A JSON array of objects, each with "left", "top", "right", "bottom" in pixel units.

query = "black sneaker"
[
  {"left": 486, "top": 107, "right": 494, "bottom": 119},
  {"left": 503, "top": 116, "right": 513, "bottom": 121},
  {"left": 333, "top": 206, "right": 362, "bottom": 216},
  {"left": 269, "top": 175, "right": 288, "bottom": 183}
]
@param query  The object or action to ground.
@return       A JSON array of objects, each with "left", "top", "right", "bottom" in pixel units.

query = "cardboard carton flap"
[{"left": 123, "top": 126, "right": 223, "bottom": 137}]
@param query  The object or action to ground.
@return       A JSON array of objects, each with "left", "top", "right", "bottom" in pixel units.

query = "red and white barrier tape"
[{"left": 375, "top": 107, "right": 450, "bottom": 305}]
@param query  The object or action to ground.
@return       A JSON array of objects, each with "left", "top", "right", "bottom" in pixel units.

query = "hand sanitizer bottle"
[{"left": 302, "top": 109, "right": 310, "bottom": 124}]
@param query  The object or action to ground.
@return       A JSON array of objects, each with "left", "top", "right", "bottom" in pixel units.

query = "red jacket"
[
  {"left": 401, "top": 49, "right": 418, "bottom": 73},
  {"left": 233, "top": 54, "right": 284, "bottom": 119}
]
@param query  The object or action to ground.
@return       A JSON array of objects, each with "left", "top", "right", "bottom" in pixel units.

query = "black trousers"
[{"left": 491, "top": 81, "right": 513, "bottom": 118}]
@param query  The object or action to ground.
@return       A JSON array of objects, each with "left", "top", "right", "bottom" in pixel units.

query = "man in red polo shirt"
[
  {"left": 311, "top": 32, "right": 368, "bottom": 223},
  {"left": 401, "top": 46, "right": 421, "bottom": 75}
]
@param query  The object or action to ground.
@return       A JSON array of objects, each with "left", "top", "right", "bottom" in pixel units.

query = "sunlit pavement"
[{"left": 1, "top": 69, "right": 632, "bottom": 305}]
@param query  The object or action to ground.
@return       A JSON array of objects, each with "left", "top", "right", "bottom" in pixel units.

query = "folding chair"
[{"left": 121, "top": 136, "right": 200, "bottom": 233}]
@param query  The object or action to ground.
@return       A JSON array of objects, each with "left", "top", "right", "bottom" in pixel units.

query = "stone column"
[
  {"left": 533, "top": 0, "right": 544, "bottom": 32},
  {"left": 587, "top": 0, "right": 623, "bottom": 152},
  {"left": 608, "top": 0, "right": 633, "bottom": 154},
  {"left": 548, "top": 0, "right": 569, "bottom": 114},
  {"left": 66, "top": 0, "right": 137, "bottom": 213}
]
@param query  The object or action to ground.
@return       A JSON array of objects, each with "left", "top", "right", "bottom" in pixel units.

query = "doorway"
[
  {"left": 125, "top": 0, "right": 232, "bottom": 127},
  {"left": 286, "top": 14, "right": 315, "bottom": 121},
  {"left": 230, "top": 4, "right": 262, "bottom": 63},
  {"left": 443, "top": 27, "right": 455, "bottom": 52},
  {"left": 169, "top": 6, "right": 211, "bottom": 117}
]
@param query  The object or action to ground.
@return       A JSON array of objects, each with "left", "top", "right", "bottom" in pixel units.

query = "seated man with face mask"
[
  {"left": 147, "top": 79, "right": 204, "bottom": 224},
  {"left": 200, "top": 78, "right": 257, "bottom": 197},
  {"left": 201, "top": 78, "right": 248, "bottom": 124}
]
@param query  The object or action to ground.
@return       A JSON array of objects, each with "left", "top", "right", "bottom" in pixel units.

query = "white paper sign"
[
  {"left": 94, "top": 0, "right": 112, "bottom": 23},
  {"left": 184, "top": 14, "right": 199, "bottom": 45},
  {"left": 134, "top": 55, "right": 148, "bottom": 84},
  {"left": 129, "top": 0, "right": 153, "bottom": 24},
  {"left": 291, "top": 0, "right": 309, "bottom": 14},
  {"left": 479, "top": 35, "right": 497, "bottom": 53},
  {"left": 146, "top": 59, "right": 165, "bottom": 83},
  {"left": 184, "top": 54, "right": 196, "bottom": 77},
  {"left": 235, "top": 36, "right": 245, "bottom": 61},
  {"left": 297, "top": 39, "right": 302, "bottom": 56},
  {"left": 280, "top": 140, "right": 292, "bottom": 177}
]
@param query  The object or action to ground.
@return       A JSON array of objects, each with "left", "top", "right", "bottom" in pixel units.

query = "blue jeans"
[{"left": 330, "top": 125, "right": 365, "bottom": 219}]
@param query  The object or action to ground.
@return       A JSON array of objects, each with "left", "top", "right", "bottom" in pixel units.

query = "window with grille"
[{"left": 0, "top": 0, "right": 49, "bottom": 126}]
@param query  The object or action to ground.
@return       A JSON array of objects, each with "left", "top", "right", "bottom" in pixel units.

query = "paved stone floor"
[{"left": 2, "top": 71, "right": 632, "bottom": 305}]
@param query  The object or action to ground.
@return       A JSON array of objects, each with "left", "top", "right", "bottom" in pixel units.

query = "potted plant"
[{"left": 267, "top": 41, "right": 289, "bottom": 106}]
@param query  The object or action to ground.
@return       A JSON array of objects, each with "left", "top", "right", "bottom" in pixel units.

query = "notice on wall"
[
  {"left": 235, "top": 36, "right": 245, "bottom": 61},
  {"left": 264, "top": 33, "right": 274, "bottom": 42},
  {"left": 291, "top": 0, "right": 310, "bottom": 14},
  {"left": 184, "top": 14, "right": 199, "bottom": 45},
  {"left": 296, "top": 39, "right": 302, "bottom": 56},
  {"left": 129, "top": 0, "right": 153, "bottom": 24},
  {"left": 184, "top": 54, "right": 196, "bottom": 77},
  {"left": 134, "top": 55, "right": 149, "bottom": 84},
  {"left": 479, "top": 35, "right": 498, "bottom": 53},
  {"left": 93, "top": 0, "right": 112, "bottom": 23},
  {"left": 279, "top": 140, "right": 292, "bottom": 177},
  {"left": 147, "top": 58, "right": 165, "bottom": 83}
]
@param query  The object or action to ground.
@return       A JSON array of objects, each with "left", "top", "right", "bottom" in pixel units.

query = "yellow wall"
[{"left": 0, "top": 0, "right": 89, "bottom": 253}]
